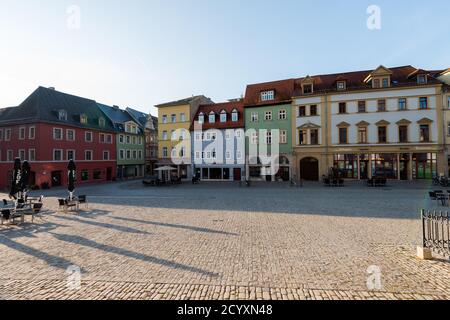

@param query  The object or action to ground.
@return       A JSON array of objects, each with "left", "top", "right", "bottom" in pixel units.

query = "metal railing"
[{"left": 421, "top": 210, "right": 450, "bottom": 258}]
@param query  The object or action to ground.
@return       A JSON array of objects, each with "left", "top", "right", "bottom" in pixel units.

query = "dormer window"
[
  {"left": 382, "top": 78, "right": 390, "bottom": 88},
  {"left": 303, "top": 84, "right": 313, "bottom": 94},
  {"left": 231, "top": 109, "right": 238, "bottom": 122},
  {"left": 260, "top": 90, "right": 275, "bottom": 101},
  {"left": 418, "top": 74, "right": 427, "bottom": 85},
  {"left": 337, "top": 81, "right": 346, "bottom": 91},
  {"left": 220, "top": 110, "right": 227, "bottom": 123},
  {"left": 198, "top": 112, "right": 204, "bottom": 124},
  {"left": 58, "top": 110, "right": 67, "bottom": 121},
  {"left": 80, "top": 114, "right": 88, "bottom": 124},
  {"left": 99, "top": 117, "right": 105, "bottom": 127},
  {"left": 209, "top": 112, "right": 216, "bottom": 123}
]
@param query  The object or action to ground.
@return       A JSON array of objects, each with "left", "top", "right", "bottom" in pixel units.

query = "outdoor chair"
[
  {"left": 64, "top": 199, "right": 78, "bottom": 212},
  {"left": 58, "top": 199, "right": 66, "bottom": 210},
  {"left": 23, "top": 203, "right": 44, "bottom": 223},
  {"left": 1, "top": 209, "right": 11, "bottom": 225},
  {"left": 78, "top": 195, "right": 88, "bottom": 209}
]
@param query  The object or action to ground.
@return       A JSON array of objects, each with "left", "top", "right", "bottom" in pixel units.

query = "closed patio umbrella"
[
  {"left": 9, "top": 158, "right": 22, "bottom": 200},
  {"left": 68, "top": 160, "right": 76, "bottom": 200},
  {"left": 20, "top": 160, "right": 31, "bottom": 199}
]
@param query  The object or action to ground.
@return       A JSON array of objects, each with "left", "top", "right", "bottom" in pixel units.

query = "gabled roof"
[
  {"left": 155, "top": 95, "right": 212, "bottom": 108},
  {"left": 191, "top": 100, "right": 245, "bottom": 130},
  {"left": 244, "top": 79, "right": 295, "bottom": 107},
  {"left": 0, "top": 86, "right": 114, "bottom": 131}
]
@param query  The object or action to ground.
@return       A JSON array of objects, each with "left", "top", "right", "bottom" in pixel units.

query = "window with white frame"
[
  {"left": 5, "top": 128, "right": 11, "bottom": 141},
  {"left": 58, "top": 110, "right": 68, "bottom": 121},
  {"left": 236, "top": 150, "right": 242, "bottom": 160},
  {"left": 198, "top": 113, "right": 204, "bottom": 124},
  {"left": 119, "top": 134, "right": 124, "bottom": 143},
  {"left": 226, "top": 151, "right": 231, "bottom": 160},
  {"left": 220, "top": 111, "right": 227, "bottom": 123},
  {"left": 107, "top": 134, "right": 113, "bottom": 144},
  {"left": 236, "top": 129, "right": 243, "bottom": 139},
  {"left": 85, "top": 131, "right": 93, "bottom": 142},
  {"left": 53, "top": 128, "right": 63, "bottom": 140},
  {"left": 232, "top": 110, "right": 238, "bottom": 122},
  {"left": 138, "top": 150, "right": 143, "bottom": 159},
  {"left": 225, "top": 131, "right": 231, "bottom": 140},
  {"left": 162, "top": 115, "right": 168, "bottom": 124},
  {"left": 132, "top": 150, "right": 137, "bottom": 159},
  {"left": 126, "top": 150, "right": 131, "bottom": 159},
  {"left": 279, "top": 109, "right": 287, "bottom": 120},
  {"left": 266, "top": 131, "right": 272, "bottom": 145},
  {"left": 99, "top": 117, "right": 106, "bottom": 127},
  {"left": 251, "top": 112, "right": 258, "bottom": 122},
  {"left": 19, "top": 149, "right": 26, "bottom": 160},
  {"left": 209, "top": 112, "right": 216, "bottom": 123},
  {"left": 19, "top": 127, "right": 25, "bottom": 140},
  {"left": 280, "top": 130, "right": 287, "bottom": 144},
  {"left": 180, "top": 113, "right": 186, "bottom": 122},
  {"left": 67, "top": 150, "right": 75, "bottom": 161},
  {"left": 126, "top": 135, "right": 131, "bottom": 144},
  {"left": 264, "top": 111, "right": 272, "bottom": 121},
  {"left": 53, "top": 149, "right": 63, "bottom": 161},
  {"left": 195, "top": 151, "right": 200, "bottom": 159},
  {"left": 7, "top": 150, "right": 14, "bottom": 162},
  {"left": 171, "top": 130, "right": 177, "bottom": 140},
  {"left": 29, "top": 149, "right": 36, "bottom": 161},
  {"left": 119, "top": 150, "right": 125, "bottom": 160},
  {"left": 171, "top": 114, "right": 177, "bottom": 123},
  {"left": 260, "top": 90, "right": 275, "bottom": 101},
  {"left": 195, "top": 133, "right": 201, "bottom": 141},
  {"left": 85, "top": 150, "right": 93, "bottom": 161},
  {"left": 29, "top": 126, "right": 35, "bottom": 139},
  {"left": 103, "top": 151, "right": 110, "bottom": 160},
  {"left": 66, "top": 129, "right": 75, "bottom": 141}
]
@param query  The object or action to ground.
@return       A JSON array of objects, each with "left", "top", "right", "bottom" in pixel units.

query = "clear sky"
[{"left": 0, "top": 0, "right": 449, "bottom": 115}]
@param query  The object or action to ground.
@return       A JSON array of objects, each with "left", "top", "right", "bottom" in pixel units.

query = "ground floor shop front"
[
  {"left": 117, "top": 164, "right": 145, "bottom": 180},
  {"left": 193, "top": 165, "right": 245, "bottom": 181},
  {"left": 0, "top": 161, "right": 116, "bottom": 190},
  {"left": 293, "top": 146, "right": 445, "bottom": 181},
  {"left": 246, "top": 154, "right": 293, "bottom": 182}
]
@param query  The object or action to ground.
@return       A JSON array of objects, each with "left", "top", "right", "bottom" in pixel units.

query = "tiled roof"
[
  {"left": 293, "top": 65, "right": 443, "bottom": 96},
  {"left": 244, "top": 79, "right": 295, "bottom": 107},
  {"left": 0, "top": 87, "right": 115, "bottom": 131},
  {"left": 191, "top": 100, "right": 245, "bottom": 130},
  {"left": 126, "top": 107, "right": 149, "bottom": 128}
]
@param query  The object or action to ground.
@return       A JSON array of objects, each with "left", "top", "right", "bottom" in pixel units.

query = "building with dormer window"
[
  {"left": 292, "top": 65, "right": 448, "bottom": 181},
  {"left": 0, "top": 87, "right": 117, "bottom": 189},
  {"left": 190, "top": 100, "right": 245, "bottom": 181}
]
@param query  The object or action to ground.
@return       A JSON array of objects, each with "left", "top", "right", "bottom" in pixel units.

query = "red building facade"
[{"left": 0, "top": 87, "right": 117, "bottom": 190}]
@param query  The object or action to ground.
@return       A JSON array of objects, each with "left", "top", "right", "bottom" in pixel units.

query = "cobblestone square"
[{"left": 0, "top": 181, "right": 449, "bottom": 300}]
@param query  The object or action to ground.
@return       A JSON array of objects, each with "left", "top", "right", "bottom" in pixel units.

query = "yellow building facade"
[{"left": 156, "top": 95, "right": 212, "bottom": 180}]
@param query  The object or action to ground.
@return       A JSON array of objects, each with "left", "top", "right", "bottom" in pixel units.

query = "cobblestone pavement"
[{"left": 0, "top": 181, "right": 449, "bottom": 300}]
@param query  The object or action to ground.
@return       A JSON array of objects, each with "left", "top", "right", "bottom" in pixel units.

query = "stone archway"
[{"left": 300, "top": 157, "right": 319, "bottom": 181}]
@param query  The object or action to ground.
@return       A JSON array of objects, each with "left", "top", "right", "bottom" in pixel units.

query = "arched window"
[
  {"left": 220, "top": 110, "right": 227, "bottom": 123},
  {"left": 209, "top": 111, "right": 216, "bottom": 123},
  {"left": 231, "top": 109, "right": 238, "bottom": 122}
]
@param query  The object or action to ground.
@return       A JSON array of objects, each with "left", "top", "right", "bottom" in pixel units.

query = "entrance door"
[
  {"left": 106, "top": 167, "right": 112, "bottom": 181},
  {"left": 233, "top": 168, "right": 241, "bottom": 181},
  {"left": 51, "top": 171, "right": 62, "bottom": 187},
  {"left": 277, "top": 167, "right": 290, "bottom": 181},
  {"left": 300, "top": 158, "right": 319, "bottom": 181}
]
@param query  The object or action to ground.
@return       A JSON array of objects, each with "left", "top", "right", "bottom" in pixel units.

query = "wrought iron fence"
[{"left": 421, "top": 210, "right": 450, "bottom": 258}]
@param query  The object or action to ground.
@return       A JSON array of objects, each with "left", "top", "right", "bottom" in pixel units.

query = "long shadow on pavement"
[
  {"left": 51, "top": 233, "right": 219, "bottom": 278},
  {"left": 111, "top": 216, "right": 238, "bottom": 236}
]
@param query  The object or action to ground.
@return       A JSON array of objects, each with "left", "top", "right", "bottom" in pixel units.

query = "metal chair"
[{"left": 78, "top": 195, "right": 88, "bottom": 209}]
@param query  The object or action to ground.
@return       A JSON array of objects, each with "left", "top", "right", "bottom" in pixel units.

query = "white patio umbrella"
[{"left": 155, "top": 166, "right": 177, "bottom": 182}]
